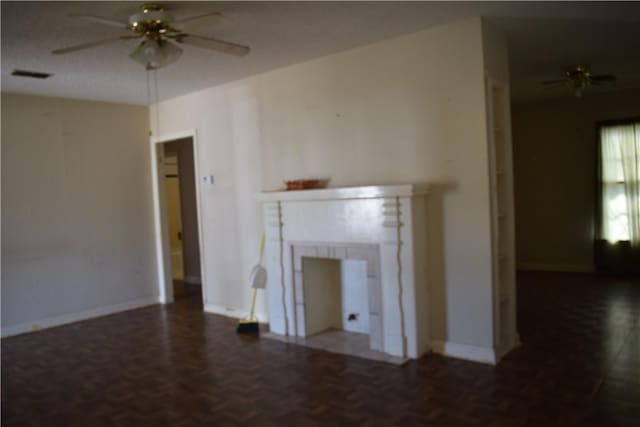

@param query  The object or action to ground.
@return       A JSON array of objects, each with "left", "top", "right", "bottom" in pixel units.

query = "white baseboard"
[
  {"left": 204, "top": 303, "right": 267, "bottom": 323},
  {"left": 1, "top": 296, "right": 161, "bottom": 338},
  {"left": 183, "top": 276, "right": 201, "bottom": 285},
  {"left": 431, "top": 340, "right": 497, "bottom": 365},
  {"left": 495, "top": 336, "right": 521, "bottom": 361},
  {"left": 517, "top": 263, "right": 594, "bottom": 273}
]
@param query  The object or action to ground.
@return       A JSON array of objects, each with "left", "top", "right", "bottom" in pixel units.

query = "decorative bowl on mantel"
[{"left": 284, "top": 179, "right": 329, "bottom": 191}]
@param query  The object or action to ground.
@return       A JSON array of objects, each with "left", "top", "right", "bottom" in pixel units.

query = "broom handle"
[{"left": 249, "top": 288, "right": 258, "bottom": 321}]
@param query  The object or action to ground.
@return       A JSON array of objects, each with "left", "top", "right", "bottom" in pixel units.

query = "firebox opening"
[{"left": 302, "top": 257, "right": 370, "bottom": 335}]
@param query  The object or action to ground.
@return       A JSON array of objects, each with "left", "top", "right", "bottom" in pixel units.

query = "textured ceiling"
[{"left": 2, "top": 1, "right": 640, "bottom": 105}]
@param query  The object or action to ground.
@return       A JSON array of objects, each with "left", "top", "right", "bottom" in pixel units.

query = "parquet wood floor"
[{"left": 2, "top": 272, "right": 639, "bottom": 426}]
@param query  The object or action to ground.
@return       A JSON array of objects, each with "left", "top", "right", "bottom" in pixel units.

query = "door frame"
[{"left": 150, "top": 129, "right": 207, "bottom": 304}]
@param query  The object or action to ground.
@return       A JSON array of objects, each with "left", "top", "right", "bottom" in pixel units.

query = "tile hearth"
[{"left": 263, "top": 329, "right": 408, "bottom": 365}]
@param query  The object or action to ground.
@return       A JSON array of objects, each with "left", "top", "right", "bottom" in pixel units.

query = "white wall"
[
  {"left": 481, "top": 21, "right": 510, "bottom": 84},
  {"left": 152, "top": 18, "right": 500, "bottom": 349},
  {"left": 1, "top": 93, "right": 158, "bottom": 335}
]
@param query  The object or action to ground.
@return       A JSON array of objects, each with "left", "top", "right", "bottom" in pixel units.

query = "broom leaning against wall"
[{"left": 237, "top": 232, "right": 267, "bottom": 334}]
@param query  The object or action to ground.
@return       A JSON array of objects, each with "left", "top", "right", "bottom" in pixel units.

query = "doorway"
[{"left": 158, "top": 136, "right": 203, "bottom": 302}]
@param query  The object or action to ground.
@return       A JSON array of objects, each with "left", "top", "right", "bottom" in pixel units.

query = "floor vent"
[{"left": 11, "top": 69, "right": 53, "bottom": 79}]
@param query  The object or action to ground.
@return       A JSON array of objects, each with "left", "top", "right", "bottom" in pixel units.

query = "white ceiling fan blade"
[
  {"left": 614, "top": 79, "right": 640, "bottom": 90},
  {"left": 172, "top": 11, "right": 224, "bottom": 28},
  {"left": 69, "top": 14, "right": 129, "bottom": 29},
  {"left": 541, "top": 79, "right": 568, "bottom": 86},
  {"left": 590, "top": 74, "right": 617, "bottom": 83},
  {"left": 172, "top": 34, "right": 250, "bottom": 56},
  {"left": 52, "top": 35, "right": 140, "bottom": 55}
]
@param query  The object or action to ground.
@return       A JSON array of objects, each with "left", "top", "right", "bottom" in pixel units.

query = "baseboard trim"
[
  {"left": 495, "top": 337, "right": 521, "bottom": 361},
  {"left": 204, "top": 303, "right": 267, "bottom": 323},
  {"left": 1, "top": 296, "right": 161, "bottom": 338},
  {"left": 183, "top": 276, "right": 201, "bottom": 285},
  {"left": 431, "top": 340, "right": 497, "bottom": 365},
  {"left": 517, "top": 263, "right": 595, "bottom": 273}
]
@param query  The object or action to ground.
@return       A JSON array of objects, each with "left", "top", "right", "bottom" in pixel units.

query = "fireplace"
[{"left": 257, "top": 185, "right": 430, "bottom": 360}]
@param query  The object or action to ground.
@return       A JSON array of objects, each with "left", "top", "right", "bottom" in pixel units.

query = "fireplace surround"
[{"left": 258, "top": 185, "right": 430, "bottom": 359}]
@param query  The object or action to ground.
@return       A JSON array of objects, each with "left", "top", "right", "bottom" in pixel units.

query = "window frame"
[{"left": 595, "top": 116, "right": 640, "bottom": 242}]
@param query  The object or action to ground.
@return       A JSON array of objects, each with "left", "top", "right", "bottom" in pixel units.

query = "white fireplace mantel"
[
  {"left": 257, "top": 184, "right": 430, "bottom": 203},
  {"left": 257, "top": 184, "right": 431, "bottom": 360}
]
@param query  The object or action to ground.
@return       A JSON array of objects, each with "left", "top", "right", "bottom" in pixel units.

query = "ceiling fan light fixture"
[
  {"left": 541, "top": 64, "right": 616, "bottom": 98},
  {"left": 129, "top": 38, "right": 182, "bottom": 70},
  {"left": 52, "top": 3, "right": 250, "bottom": 68}
]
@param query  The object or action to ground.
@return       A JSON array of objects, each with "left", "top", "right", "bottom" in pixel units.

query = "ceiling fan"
[
  {"left": 541, "top": 65, "right": 616, "bottom": 97},
  {"left": 51, "top": 3, "right": 250, "bottom": 70}
]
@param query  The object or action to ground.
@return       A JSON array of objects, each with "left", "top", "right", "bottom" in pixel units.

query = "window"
[{"left": 600, "top": 121, "right": 640, "bottom": 246}]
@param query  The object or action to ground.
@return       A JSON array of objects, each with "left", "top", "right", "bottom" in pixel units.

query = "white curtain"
[{"left": 601, "top": 122, "right": 640, "bottom": 246}]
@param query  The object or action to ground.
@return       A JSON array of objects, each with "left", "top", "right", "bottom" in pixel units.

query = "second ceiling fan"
[
  {"left": 541, "top": 65, "right": 616, "bottom": 97},
  {"left": 52, "top": 3, "right": 250, "bottom": 70}
]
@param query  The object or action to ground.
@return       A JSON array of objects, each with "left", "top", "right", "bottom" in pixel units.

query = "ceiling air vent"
[{"left": 11, "top": 69, "right": 53, "bottom": 79}]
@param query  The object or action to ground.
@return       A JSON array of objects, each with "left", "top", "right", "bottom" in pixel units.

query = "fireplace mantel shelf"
[{"left": 257, "top": 184, "right": 429, "bottom": 202}]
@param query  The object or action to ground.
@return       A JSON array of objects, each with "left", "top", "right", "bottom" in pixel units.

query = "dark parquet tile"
[{"left": 2, "top": 272, "right": 639, "bottom": 426}]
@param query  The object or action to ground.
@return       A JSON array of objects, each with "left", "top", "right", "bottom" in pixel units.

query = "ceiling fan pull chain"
[
  {"left": 146, "top": 68, "right": 153, "bottom": 137},
  {"left": 153, "top": 68, "right": 160, "bottom": 138}
]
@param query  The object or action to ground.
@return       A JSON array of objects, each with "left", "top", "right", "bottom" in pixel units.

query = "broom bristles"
[{"left": 237, "top": 321, "right": 260, "bottom": 334}]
